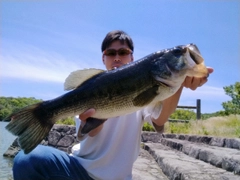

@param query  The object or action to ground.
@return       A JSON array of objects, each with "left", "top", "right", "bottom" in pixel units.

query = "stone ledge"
[
  {"left": 3, "top": 124, "right": 78, "bottom": 157},
  {"left": 144, "top": 143, "right": 239, "bottom": 180},
  {"left": 3, "top": 125, "right": 240, "bottom": 180},
  {"left": 132, "top": 148, "right": 168, "bottom": 180},
  {"left": 162, "top": 133, "right": 240, "bottom": 150},
  {"left": 160, "top": 138, "right": 240, "bottom": 174},
  {"left": 141, "top": 132, "right": 240, "bottom": 150}
]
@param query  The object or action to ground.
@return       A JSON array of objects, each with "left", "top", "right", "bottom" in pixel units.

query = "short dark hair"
[{"left": 101, "top": 30, "right": 134, "bottom": 52}]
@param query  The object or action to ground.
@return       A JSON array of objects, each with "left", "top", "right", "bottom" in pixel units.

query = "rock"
[
  {"left": 3, "top": 144, "right": 21, "bottom": 158},
  {"left": 66, "top": 127, "right": 76, "bottom": 135},
  {"left": 178, "top": 134, "right": 189, "bottom": 140},
  {"left": 162, "top": 133, "right": 177, "bottom": 139},
  {"left": 57, "top": 135, "right": 75, "bottom": 147},
  {"left": 3, "top": 124, "right": 78, "bottom": 157},
  {"left": 48, "top": 131, "right": 61, "bottom": 146},
  {"left": 141, "top": 132, "right": 163, "bottom": 143},
  {"left": 210, "top": 137, "right": 225, "bottom": 147},
  {"left": 52, "top": 124, "right": 70, "bottom": 133},
  {"left": 225, "top": 138, "right": 240, "bottom": 150}
]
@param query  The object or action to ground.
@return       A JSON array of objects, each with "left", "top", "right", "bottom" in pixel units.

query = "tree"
[
  {"left": 222, "top": 82, "right": 240, "bottom": 115},
  {"left": 0, "top": 97, "right": 42, "bottom": 120}
]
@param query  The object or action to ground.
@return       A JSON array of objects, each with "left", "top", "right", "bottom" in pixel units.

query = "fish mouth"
[
  {"left": 186, "top": 44, "right": 204, "bottom": 65},
  {"left": 158, "top": 80, "right": 172, "bottom": 87},
  {"left": 185, "top": 44, "right": 209, "bottom": 78}
]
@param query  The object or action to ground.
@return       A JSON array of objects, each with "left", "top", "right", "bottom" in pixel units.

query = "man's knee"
[{"left": 14, "top": 145, "right": 53, "bottom": 169}]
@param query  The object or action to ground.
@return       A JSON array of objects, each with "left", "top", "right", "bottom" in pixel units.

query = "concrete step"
[
  {"left": 132, "top": 148, "right": 168, "bottom": 180},
  {"left": 160, "top": 138, "right": 240, "bottom": 174},
  {"left": 163, "top": 133, "right": 240, "bottom": 150},
  {"left": 141, "top": 132, "right": 240, "bottom": 150},
  {"left": 144, "top": 142, "right": 239, "bottom": 180}
]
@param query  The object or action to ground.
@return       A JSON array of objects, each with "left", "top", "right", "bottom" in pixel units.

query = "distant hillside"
[{"left": 0, "top": 97, "right": 42, "bottom": 121}]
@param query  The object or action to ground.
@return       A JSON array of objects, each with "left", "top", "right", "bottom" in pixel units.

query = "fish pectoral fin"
[
  {"left": 64, "top": 68, "right": 105, "bottom": 91},
  {"left": 149, "top": 101, "right": 163, "bottom": 119},
  {"left": 133, "top": 85, "right": 159, "bottom": 107},
  {"left": 79, "top": 118, "right": 106, "bottom": 138}
]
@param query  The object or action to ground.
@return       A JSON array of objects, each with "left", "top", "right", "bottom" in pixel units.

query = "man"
[{"left": 13, "top": 30, "right": 213, "bottom": 180}]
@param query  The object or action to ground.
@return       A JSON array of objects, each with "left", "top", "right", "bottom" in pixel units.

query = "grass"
[
  {"left": 56, "top": 115, "right": 240, "bottom": 138},
  {"left": 164, "top": 115, "right": 240, "bottom": 138}
]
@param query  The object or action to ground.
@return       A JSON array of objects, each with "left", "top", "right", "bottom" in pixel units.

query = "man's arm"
[{"left": 151, "top": 67, "right": 214, "bottom": 130}]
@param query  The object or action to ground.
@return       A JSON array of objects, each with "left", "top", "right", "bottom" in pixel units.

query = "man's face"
[{"left": 102, "top": 40, "right": 134, "bottom": 70}]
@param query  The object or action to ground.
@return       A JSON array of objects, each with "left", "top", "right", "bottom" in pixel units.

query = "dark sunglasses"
[{"left": 103, "top": 48, "right": 132, "bottom": 56}]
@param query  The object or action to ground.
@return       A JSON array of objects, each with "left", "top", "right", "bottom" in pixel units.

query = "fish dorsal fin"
[
  {"left": 64, "top": 68, "right": 104, "bottom": 91},
  {"left": 143, "top": 101, "right": 163, "bottom": 119}
]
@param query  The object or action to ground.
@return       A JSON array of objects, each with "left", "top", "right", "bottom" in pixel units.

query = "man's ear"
[
  {"left": 131, "top": 54, "right": 134, "bottom": 62},
  {"left": 102, "top": 55, "right": 105, "bottom": 64}
]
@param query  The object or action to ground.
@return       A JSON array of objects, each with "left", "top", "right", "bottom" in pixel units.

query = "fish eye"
[{"left": 172, "top": 47, "right": 183, "bottom": 57}]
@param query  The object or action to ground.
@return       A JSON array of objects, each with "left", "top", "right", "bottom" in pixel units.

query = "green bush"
[
  {"left": 170, "top": 109, "right": 196, "bottom": 120},
  {"left": 142, "top": 122, "right": 155, "bottom": 131},
  {"left": 56, "top": 117, "right": 75, "bottom": 125},
  {"left": 168, "top": 122, "right": 191, "bottom": 134}
]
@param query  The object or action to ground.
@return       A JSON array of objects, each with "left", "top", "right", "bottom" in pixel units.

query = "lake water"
[{"left": 0, "top": 122, "right": 16, "bottom": 180}]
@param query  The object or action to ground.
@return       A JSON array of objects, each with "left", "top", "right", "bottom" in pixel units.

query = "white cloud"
[
  {"left": 178, "top": 85, "right": 231, "bottom": 113},
  {"left": 1, "top": 54, "right": 73, "bottom": 83},
  {"left": 0, "top": 43, "right": 104, "bottom": 83},
  {"left": 181, "top": 85, "right": 229, "bottom": 100}
]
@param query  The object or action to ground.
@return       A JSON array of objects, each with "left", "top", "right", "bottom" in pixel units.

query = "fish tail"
[{"left": 5, "top": 102, "right": 54, "bottom": 154}]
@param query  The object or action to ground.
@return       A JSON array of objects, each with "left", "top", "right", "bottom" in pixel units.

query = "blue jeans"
[{"left": 13, "top": 145, "right": 93, "bottom": 180}]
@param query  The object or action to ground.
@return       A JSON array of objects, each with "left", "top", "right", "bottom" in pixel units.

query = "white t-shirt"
[{"left": 71, "top": 110, "right": 152, "bottom": 180}]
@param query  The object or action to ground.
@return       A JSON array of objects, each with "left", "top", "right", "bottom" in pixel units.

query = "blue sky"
[{"left": 1, "top": 0, "right": 239, "bottom": 113}]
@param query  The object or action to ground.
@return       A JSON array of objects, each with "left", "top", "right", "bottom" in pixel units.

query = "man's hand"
[
  {"left": 182, "top": 67, "right": 214, "bottom": 90},
  {"left": 151, "top": 67, "right": 214, "bottom": 128},
  {"left": 79, "top": 109, "right": 104, "bottom": 137}
]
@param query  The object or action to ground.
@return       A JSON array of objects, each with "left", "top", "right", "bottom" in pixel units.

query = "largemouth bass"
[{"left": 5, "top": 44, "right": 208, "bottom": 154}]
